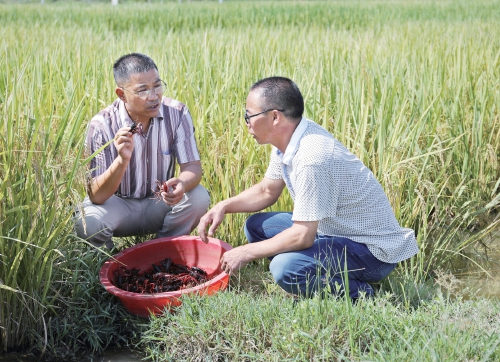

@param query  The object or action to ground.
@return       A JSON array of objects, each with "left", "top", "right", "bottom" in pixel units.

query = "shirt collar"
[
  {"left": 157, "top": 101, "right": 165, "bottom": 121},
  {"left": 278, "top": 117, "right": 308, "bottom": 165}
]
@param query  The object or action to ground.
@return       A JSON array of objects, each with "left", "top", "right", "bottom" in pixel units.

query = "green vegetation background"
[{"left": 1, "top": 0, "right": 500, "bottom": 360}]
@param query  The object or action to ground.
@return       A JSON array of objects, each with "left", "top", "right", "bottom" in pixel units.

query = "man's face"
[
  {"left": 245, "top": 90, "right": 275, "bottom": 145},
  {"left": 116, "top": 68, "right": 163, "bottom": 124}
]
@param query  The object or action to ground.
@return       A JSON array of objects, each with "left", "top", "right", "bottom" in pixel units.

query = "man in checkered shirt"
[
  {"left": 75, "top": 53, "right": 210, "bottom": 249},
  {"left": 198, "top": 76, "right": 419, "bottom": 299}
]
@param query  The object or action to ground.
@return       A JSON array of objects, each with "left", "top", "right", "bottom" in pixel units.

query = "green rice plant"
[
  {"left": 0, "top": 54, "right": 88, "bottom": 351},
  {"left": 35, "top": 245, "right": 146, "bottom": 361}
]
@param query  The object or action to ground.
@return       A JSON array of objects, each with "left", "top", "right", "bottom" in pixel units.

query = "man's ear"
[
  {"left": 272, "top": 109, "right": 281, "bottom": 125},
  {"left": 116, "top": 87, "right": 126, "bottom": 101}
]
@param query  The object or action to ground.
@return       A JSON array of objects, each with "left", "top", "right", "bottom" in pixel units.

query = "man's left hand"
[
  {"left": 220, "top": 245, "right": 252, "bottom": 274},
  {"left": 161, "top": 178, "right": 185, "bottom": 206}
]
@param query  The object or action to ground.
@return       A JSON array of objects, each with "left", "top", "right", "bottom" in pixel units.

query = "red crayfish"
[
  {"left": 129, "top": 121, "right": 145, "bottom": 138},
  {"left": 152, "top": 180, "right": 173, "bottom": 201},
  {"left": 113, "top": 257, "right": 209, "bottom": 294}
]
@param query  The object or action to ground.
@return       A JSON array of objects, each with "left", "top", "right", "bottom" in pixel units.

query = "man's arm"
[
  {"left": 88, "top": 127, "right": 135, "bottom": 205},
  {"left": 197, "top": 177, "right": 286, "bottom": 242},
  {"left": 220, "top": 219, "right": 319, "bottom": 274},
  {"left": 219, "top": 176, "right": 286, "bottom": 213}
]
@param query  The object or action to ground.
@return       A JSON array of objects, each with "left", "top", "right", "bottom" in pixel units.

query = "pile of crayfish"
[{"left": 113, "top": 257, "right": 209, "bottom": 294}]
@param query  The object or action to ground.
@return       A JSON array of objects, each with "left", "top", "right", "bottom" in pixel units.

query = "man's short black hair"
[
  {"left": 250, "top": 76, "right": 304, "bottom": 121},
  {"left": 113, "top": 53, "right": 158, "bottom": 85}
]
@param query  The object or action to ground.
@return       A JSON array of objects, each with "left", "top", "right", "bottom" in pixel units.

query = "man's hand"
[
  {"left": 113, "top": 126, "right": 136, "bottom": 162},
  {"left": 220, "top": 245, "right": 252, "bottom": 274},
  {"left": 161, "top": 178, "right": 185, "bottom": 206},
  {"left": 197, "top": 203, "right": 227, "bottom": 243}
]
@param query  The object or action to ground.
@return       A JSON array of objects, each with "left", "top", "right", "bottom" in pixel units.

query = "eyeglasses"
[
  {"left": 244, "top": 109, "right": 285, "bottom": 125},
  {"left": 120, "top": 80, "right": 166, "bottom": 99}
]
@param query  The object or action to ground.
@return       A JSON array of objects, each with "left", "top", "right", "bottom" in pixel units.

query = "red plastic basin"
[{"left": 99, "top": 235, "right": 232, "bottom": 318}]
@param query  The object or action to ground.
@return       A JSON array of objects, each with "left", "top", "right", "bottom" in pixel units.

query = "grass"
[
  {"left": 145, "top": 298, "right": 500, "bottom": 360},
  {"left": 1, "top": 0, "right": 500, "bottom": 360},
  {"left": 136, "top": 265, "right": 500, "bottom": 361}
]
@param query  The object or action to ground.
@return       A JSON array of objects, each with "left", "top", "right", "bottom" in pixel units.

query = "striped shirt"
[
  {"left": 85, "top": 97, "right": 200, "bottom": 199},
  {"left": 265, "top": 118, "right": 419, "bottom": 264}
]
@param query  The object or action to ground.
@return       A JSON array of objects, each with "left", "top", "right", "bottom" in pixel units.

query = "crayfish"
[
  {"left": 113, "top": 257, "right": 209, "bottom": 294},
  {"left": 129, "top": 121, "right": 145, "bottom": 138},
  {"left": 152, "top": 180, "right": 172, "bottom": 200}
]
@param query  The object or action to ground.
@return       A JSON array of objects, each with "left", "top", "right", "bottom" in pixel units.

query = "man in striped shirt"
[
  {"left": 197, "top": 76, "right": 419, "bottom": 300},
  {"left": 75, "top": 53, "right": 210, "bottom": 249}
]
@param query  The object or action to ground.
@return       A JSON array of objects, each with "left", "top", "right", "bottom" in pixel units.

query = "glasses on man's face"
[
  {"left": 244, "top": 109, "right": 285, "bottom": 125},
  {"left": 121, "top": 80, "right": 166, "bottom": 100}
]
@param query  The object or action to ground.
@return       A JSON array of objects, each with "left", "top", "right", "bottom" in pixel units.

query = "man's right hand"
[
  {"left": 197, "top": 203, "right": 227, "bottom": 243},
  {"left": 113, "top": 126, "right": 136, "bottom": 161}
]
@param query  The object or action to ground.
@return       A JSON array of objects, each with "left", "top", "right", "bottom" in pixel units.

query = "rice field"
[{"left": 1, "top": 0, "right": 500, "bottom": 359}]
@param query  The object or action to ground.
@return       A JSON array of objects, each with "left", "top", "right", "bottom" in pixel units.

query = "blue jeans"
[{"left": 244, "top": 212, "right": 396, "bottom": 299}]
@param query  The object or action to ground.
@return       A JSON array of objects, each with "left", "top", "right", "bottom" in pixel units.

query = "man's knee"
[
  {"left": 244, "top": 214, "right": 260, "bottom": 242},
  {"left": 244, "top": 213, "right": 270, "bottom": 233},
  {"left": 187, "top": 184, "right": 210, "bottom": 216},
  {"left": 269, "top": 254, "right": 299, "bottom": 290},
  {"left": 270, "top": 254, "right": 325, "bottom": 296},
  {"left": 244, "top": 212, "right": 293, "bottom": 243},
  {"left": 244, "top": 213, "right": 276, "bottom": 242}
]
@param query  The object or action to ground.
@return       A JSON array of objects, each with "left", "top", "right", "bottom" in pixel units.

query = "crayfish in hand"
[
  {"left": 129, "top": 121, "right": 145, "bottom": 138},
  {"left": 153, "top": 180, "right": 172, "bottom": 200},
  {"left": 113, "top": 257, "right": 209, "bottom": 294}
]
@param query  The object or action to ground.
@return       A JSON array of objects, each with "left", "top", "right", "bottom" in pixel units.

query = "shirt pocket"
[
  {"left": 161, "top": 149, "right": 173, "bottom": 170},
  {"left": 161, "top": 149, "right": 172, "bottom": 157}
]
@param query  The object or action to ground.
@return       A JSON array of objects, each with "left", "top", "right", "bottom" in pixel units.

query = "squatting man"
[
  {"left": 197, "top": 76, "right": 419, "bottom": 299},
  {"left": 75, "top": 53, "right": 210, "bottom": 248}
]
